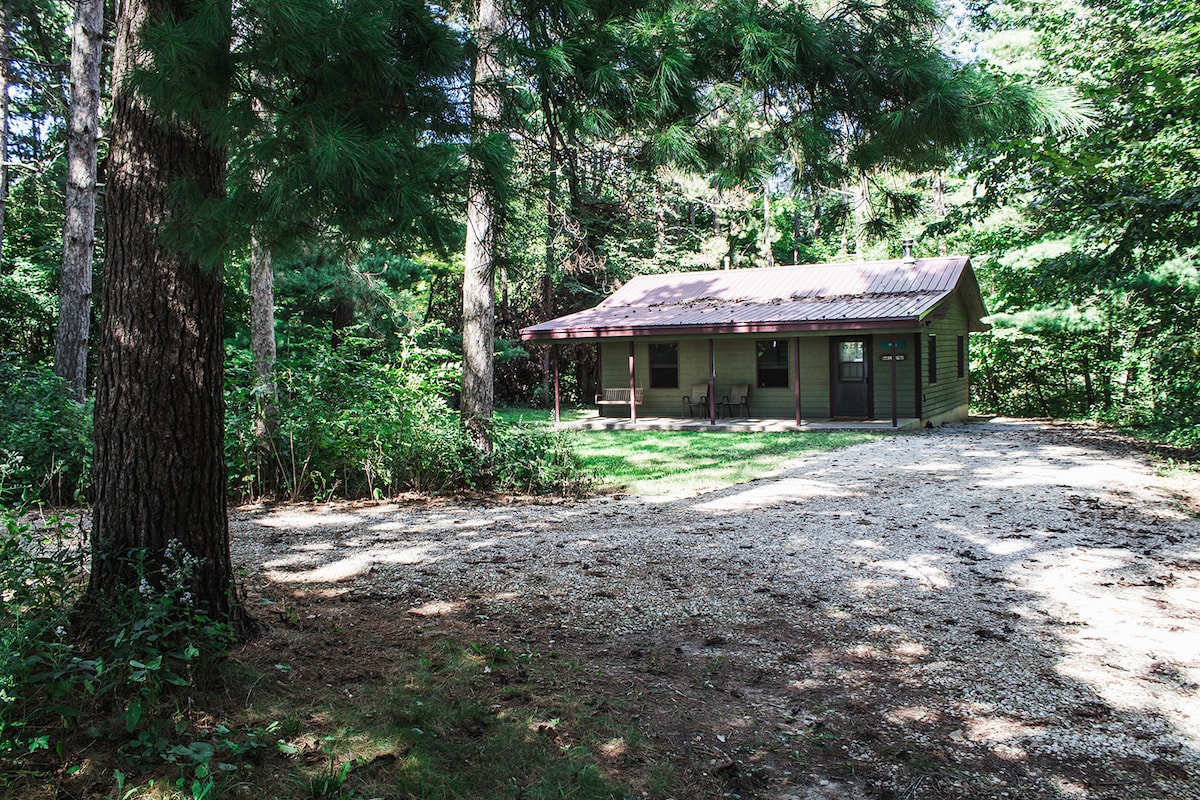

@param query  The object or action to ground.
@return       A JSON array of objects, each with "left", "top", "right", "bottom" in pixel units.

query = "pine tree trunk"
[
  {"left": 461, "top": 0, "right": 505, "bottom": 455},
  {"left": 249, "top": 234, "right": 277, "bottom": 495},
  {"left": 83, "top": 0, "right": 251, "bottom": 637},
  {"left": 540, "top": 136, "right": 557, "bottom": 405},
  {"left": 54, "top": 0, "right": 104, "bottom": 402},
  {"left": 762, "top": 185, "right": 774, "bottom": 267},
  {"left": 248, "top": 79, "right": 277, "bottom": 494}
]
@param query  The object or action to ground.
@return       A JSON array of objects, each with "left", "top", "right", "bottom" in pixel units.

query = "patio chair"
[
  {"left": 682, "top": 383, "right": 709, "bottom": 417},
  {"left": 719, "top": 384, "right": 750, "bottom": 418}
]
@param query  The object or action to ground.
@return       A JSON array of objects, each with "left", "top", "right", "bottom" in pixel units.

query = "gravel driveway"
[{"left": 233, "top": 419, "right": 1200, "bottom": 799}]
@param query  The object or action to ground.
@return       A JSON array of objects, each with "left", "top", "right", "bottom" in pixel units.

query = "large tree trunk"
[
  {"left": 83, "top": 0, "right": 251, "bottom": 636},
  {"left": 461, "top": 0, "right": 505, "bottom": 454},
  {"left": 54, "top": 0, "right": 104, "bottom": 402}
]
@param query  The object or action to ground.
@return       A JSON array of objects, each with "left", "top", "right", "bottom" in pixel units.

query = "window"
[
  {"left": 648, "top": 343, "right": 678, "bottom": 389},
  {"left": 837, "top": 340, "right": 866, "bottom": 382},
  {"left": 756, "top": 339, "right": 789, "bottom": 388},
  {"left": 956, "top": 335, "right": 966, "bottom": 379},
  {"left": 928, "top": 335, "right": 938, "bottom": 384}
]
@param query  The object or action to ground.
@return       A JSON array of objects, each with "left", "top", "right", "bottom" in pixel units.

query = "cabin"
[{"left": 518, "top": 255, "right": 989, "bottom": 428}]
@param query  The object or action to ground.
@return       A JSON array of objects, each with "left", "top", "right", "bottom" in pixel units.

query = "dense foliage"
[
  {"left": 0, "top": 0, "right": 1195, "bottom": 518},
  {"left": 225, "top": 325, "right": 588, "bottom": 499},
  {"left": 946, "top": 0, "right": 1200, "bottom": 443},
  {"left": 0, "top": 361, "right": 91, "bottom": 504}
]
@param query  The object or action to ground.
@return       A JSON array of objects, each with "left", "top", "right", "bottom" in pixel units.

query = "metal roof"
[{"left": 520, "top": 257, "right": 989, "bottom": 341}]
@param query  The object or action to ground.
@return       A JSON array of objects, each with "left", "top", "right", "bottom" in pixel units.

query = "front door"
[{"left": 830, "top": 337, "right": 872, "bottom": 419}]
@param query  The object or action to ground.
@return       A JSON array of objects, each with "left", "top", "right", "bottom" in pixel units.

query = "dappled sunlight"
[
  {"left": 692, "top": 476, "right": 856, "bottom": 511},
  {"left": 898, "top": 460, "right": 963, "bottom": 474},
  {"left": 255, "top": 511, "right": 365, "bottom": 530},
  {"left": 266, "top": 551, "right": 374, "bottom": 583},
  {"left": 871, "top": 555, "right": 952, "bottom": 590},
  {"left": 227, "top": 422, "right": 1200, "bottom": 796},
  {"left": 1012, "top": 544, "right": 1200, "bottom": 746},
  {"left": 406, "top": 599, "right": 464, "bottom": 616}
]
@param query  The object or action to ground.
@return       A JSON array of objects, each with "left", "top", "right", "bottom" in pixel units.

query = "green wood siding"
[
  {"left": 870, "top": 332, "right": 920, "bottom": 418},
  {"left": 595, "top": 311, "right": 972, "bottom": 422},
  {"left": 919, "top": 294, "right": 971, "bottom": 420}
]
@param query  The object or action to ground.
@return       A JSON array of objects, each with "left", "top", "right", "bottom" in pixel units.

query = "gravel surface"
[{"left": 232, "top": 419, "right": 1200, "bottom": 798}]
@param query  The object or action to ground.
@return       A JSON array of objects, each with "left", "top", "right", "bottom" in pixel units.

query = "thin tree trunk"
[
  {"left": 83, "top": 0, "right": 251, "bottom": 637},
  {"left": 762, "top": 184, "right": 774, "bottom": 267},
  {"left": 249, "top": 234, "right": 277, "bottom": 494},
  {"left": 461, "top": 0, "right": 505, "bottom": 455},
  {"left": 540, "top": 133, "right": 558, "bottom": 405},
  {"left": 0, "top": 4, "right": 10, "bottom": 270},
  {"left": 54, "top": 0, "right": 104, "bottom": 402},
  {"left": 248, "top": 78, "right": 277, "bottom": 494}
]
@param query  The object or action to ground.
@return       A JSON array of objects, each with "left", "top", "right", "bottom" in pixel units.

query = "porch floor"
[{"left": 557, "top": 414, "right": 923, "bottom": 432}]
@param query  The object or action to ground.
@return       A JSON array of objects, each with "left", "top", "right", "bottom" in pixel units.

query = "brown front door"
[{"left": 830, "top": 336, "right": 872, "bottom": 419}]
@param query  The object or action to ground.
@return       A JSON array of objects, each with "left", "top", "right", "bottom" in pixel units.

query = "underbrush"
[
  {"left": 0, "top": 506, "right": 239, "bottom": 797},
  {"left": 0, "top": 360, "right": 92, "bottom": 505},
  {"left": 226, "top": 329, "right": 591, "bottom": 500},
  {"left": 1, "top": 504, "right": 630, "bottom": 798}
]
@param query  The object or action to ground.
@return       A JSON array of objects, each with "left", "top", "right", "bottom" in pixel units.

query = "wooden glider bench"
[{"left": 595, "top": 387, "right": 644, "bottom": 407}]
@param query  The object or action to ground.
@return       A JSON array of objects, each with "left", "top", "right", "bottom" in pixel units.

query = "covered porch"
[{"left": 520, "top": 257, "right": 988, "bottom": 431}]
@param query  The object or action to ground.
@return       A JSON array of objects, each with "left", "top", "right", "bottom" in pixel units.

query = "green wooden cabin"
[{"left": 519, "top": 256, "right": 989, "bottom": 428}]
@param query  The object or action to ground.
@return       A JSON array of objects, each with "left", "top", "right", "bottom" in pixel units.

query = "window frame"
[
  {"left": 756, "top": 339, "right": 790, "bottom": 388},
  {"left": 928, "top": 335, "right": 938, "bottom": 385},
  {"left": 648, "top": 342, "right": 679, "bottom": 389}
]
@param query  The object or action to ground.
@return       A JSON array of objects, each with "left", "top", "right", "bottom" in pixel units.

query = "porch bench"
[{"left": 595, "top": 387, "right": 644, "bottom": 405}]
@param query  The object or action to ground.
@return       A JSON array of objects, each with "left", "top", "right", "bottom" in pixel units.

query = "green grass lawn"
[{"left": 497, "top": 406, "right": 881, "bottom": 496}]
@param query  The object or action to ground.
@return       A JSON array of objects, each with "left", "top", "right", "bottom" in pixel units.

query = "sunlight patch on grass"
[
  {"left": 571, "top": 429, "right": 880, "bottom": 496},
  {"left": 494, "top": 407, "right": 882, "bottom": 496}
]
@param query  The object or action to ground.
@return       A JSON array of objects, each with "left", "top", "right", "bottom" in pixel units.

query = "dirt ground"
[{"left": 231, "top": 419, "right": 1200, "bottom": 799}]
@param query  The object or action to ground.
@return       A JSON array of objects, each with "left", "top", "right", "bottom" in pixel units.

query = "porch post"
[
  {"left": 890, "top": 336, "right": 898, "bottom": 428},
  {"left": 553, "top": 344, "right": 561, "bottom": 424},
  {"left": 708, "top": 338, "right": 716, "bottom": 425},
  {"left": 628, "top": 341, "right": 637, "bottom": 422},
  {"left": 792, "top": 336, "right": 802, "bottom": 426}
]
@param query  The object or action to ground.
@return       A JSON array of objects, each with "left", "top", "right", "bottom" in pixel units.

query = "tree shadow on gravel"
[{"left": 232, "top": 421, "right": 1200, "bottom": 800}]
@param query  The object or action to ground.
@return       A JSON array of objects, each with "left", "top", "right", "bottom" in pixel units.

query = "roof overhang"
[
  {"left": 520, "top": 316, "right": 926, "bottom": 341},
  {"left": 519, "top": 257, "right": 991, "bottom": 342}
]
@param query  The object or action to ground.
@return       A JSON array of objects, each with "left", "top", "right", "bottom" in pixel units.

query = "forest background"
[
  {"left": 1, "top": 0, "right": 1197, "bottom": 510},
  {"left": 1, "top": 0, "right": 1198, "bottom": 794}
]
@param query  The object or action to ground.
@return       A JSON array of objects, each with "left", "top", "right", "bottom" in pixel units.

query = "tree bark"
[
  {"left": 461, "top": 0, "right": 505, "bottom": 454},
  {"left": 54, "top": 0, "right": 104, "bottom": 402},
  {"left": 83, "top": 0, "right": 251, "bottom": 636},
  {"left": 248, "top": 78, "right": 277, "bottom": 495},
  {"left": 249, "top": 233, "right": 277, "bottom": 494},
  {"left": 762, "top": 184, "right": 774, "bottom": 267}
]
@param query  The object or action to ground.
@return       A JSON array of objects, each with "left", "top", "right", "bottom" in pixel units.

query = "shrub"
[
  {"left": 0, "top": 360, "right": 92, "bottom": 505},
  {"left": 1, "top": 505, "right": 235, "bottom": 780},
  {"left": 0, "top": 508, "right": 89, "bottom": 763},
  {"left": 227, "top": 325, "right": 590, "bottom": 499}
]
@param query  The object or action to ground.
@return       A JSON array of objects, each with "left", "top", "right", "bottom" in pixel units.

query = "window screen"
[
  {"left": 928, "top": 335, "right": 938, "bottom": 384},
  {"left": 756, "top": 340, "right": 789, "bottom": 388},
  {"left": 648, "top": 343, "right": 679, "bottom": 389},
  {"left": 957, "top": 335, "right": 966, "bottom": 379}
]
